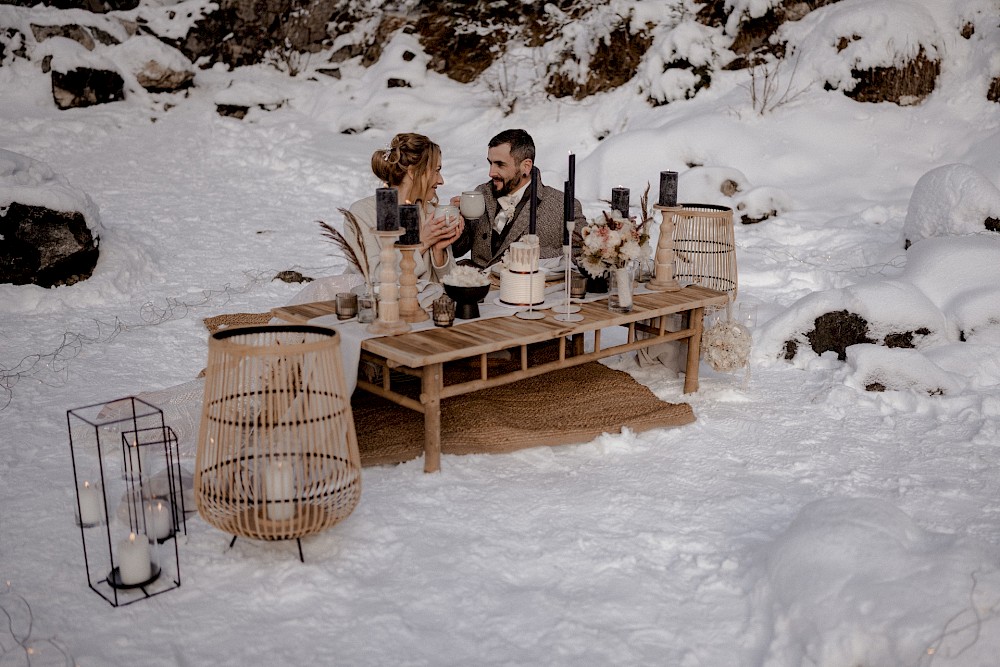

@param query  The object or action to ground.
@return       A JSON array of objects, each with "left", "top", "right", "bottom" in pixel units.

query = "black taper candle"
[
  {"left": 563, "top": 180, "right": 572, "bottom": 245},
  {"left": 658, "top": 170, "right": 678, "bottom": 207},
  {"left": 397, "top": 204, "right": 420, "bottom": 245},
  {"left": 611, "top": 186, "right": 629, "bottom": 218},
  {"left": 568, "top": 152, "right": 576, "bottom": 212},
  {"left": 528, "top": 166, "right": 538, "bottom": 235},
  {"left": 376, "top": 187, "right": 399, "bottom": 231}
]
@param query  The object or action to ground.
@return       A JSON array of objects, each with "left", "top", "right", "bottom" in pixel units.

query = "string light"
[{"left": 0, "top": 267, "right": 316, "bottom": 409}]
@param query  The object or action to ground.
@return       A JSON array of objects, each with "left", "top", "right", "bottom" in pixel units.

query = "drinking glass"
[
  {"left": 357, "top": 293, "right": 376, "bottom": 323},
  {"left": 335, "top": 293, "right": 358, "bottom": 320},
  {"left": 460, "top": 191, "right": 486, "bottom": 219}
]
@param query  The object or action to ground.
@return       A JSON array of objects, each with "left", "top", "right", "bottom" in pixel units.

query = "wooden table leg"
[
  {"left": 683, "top": 306, "right": 705, "bottom": 394},
  {"left": 421, "top": 362, "right": 443, "bottom": 472}
]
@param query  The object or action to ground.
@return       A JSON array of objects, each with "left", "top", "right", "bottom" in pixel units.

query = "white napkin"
[{"left": 419, "top": 283, "right": 444, "bottom": 308}]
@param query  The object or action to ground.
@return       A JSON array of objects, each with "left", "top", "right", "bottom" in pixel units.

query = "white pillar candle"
[
  {"left": 145, "top": 500, "right": 173, "bottom": 540},
  {"left": 78, "top": 481, "right": 103, "bottom": 525},
  {"left": 265, "top": 460, "right": 296, "bottom": 521},
  {"left": 117, "top": 532, "right": 151, "bottom": 585}
]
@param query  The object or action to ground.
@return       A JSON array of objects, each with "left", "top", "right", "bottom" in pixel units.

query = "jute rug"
[{"left": 352, "top": 360, "right": 695, "bottom": 467}]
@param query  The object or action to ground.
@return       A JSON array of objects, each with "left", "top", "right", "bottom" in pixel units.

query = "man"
[{"left": 452, "top": 129, "right": 584, "bottom": 268}]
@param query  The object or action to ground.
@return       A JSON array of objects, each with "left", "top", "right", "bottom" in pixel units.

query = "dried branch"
[
  {"left": 318, "top": 212, "right": 369, "bottom": 280},
  {"left": 638, "top": 182, "right": 653, "bottom": 233},
  {"left": 746, "top": 51, "right": 806, "bottom": 115}
]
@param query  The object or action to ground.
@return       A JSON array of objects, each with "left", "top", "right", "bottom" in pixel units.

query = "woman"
[{"left": 343, "top": 133, "right": 463, "bottom": 283}]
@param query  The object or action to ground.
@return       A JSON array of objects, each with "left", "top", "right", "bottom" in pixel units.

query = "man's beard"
[{"left": 491, "top": 172, "right": 521, "bottom": 198}]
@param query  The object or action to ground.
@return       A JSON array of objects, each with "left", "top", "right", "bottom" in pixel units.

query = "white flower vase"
[{"left": 608, "top": 264, "right": 635, "bottom": 313}]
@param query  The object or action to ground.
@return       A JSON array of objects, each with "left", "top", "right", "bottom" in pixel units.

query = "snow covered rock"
[
  {"left": 110, "top": 35, "right": 194, "bottom": 93},
  {"left": 214, "top": 80, "right": 288, "bottom": 119},
  {"left": 845, "top": 343, "right": 966, "bottom": 395},
  {"left": 749, "top": 497, "right": 997, "bottom": 666},
  {"left": 757, "top": 277, "right": 947, "bottom": 362},
  {"left": 38, "top": 35, "right": 126, "bottom": 109},
  {"left": 757, "top": 236, "right": 1000, "bottom": 385},
  {"left": 902, "top": 163, "right": 1000, "bottom": 247},
  {"left": 0, "top": 149, "right": 101, "bottom": 287},
  {"left": 31, "top": 22, "right": 120, "bottom": 50},
  {"left": 678, "top": 166, "right": 749, "bottom": 205}
]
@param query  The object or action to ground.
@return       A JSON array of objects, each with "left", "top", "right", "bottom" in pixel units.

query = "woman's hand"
[
  {"left": 421, "top": 211, "right": 465, "bottom": 267},
  {"left": 421, "top": 211, "right": 464, "bottom": 250}
]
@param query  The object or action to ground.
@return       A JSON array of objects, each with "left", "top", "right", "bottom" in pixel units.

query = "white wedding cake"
[{"left": 499, "top": 237, "right": 545, "bottom": 306}]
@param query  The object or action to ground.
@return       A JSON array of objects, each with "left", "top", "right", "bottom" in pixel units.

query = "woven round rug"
[{"left": 352, "top": 361, "right": 695, "bottom": 467}]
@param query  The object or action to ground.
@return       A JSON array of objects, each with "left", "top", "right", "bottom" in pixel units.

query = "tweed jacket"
[{"left": 453, "top": 172, "right": 585, "bottom": 268}]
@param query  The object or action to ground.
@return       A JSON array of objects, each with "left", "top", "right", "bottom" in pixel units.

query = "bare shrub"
[
  {"left": 744, "top": 52, "right": 806, "bottom": 115},
  {"left": 482, "top": 47, "right": 546, "bottom": 116}
]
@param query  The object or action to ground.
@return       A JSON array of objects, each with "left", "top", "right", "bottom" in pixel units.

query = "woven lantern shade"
[
  {"left": 670, "top": 204, "right": 738, "bottom": 298},
  {"left": 195, "top": 325, "right": 361, "bottom": 542}
]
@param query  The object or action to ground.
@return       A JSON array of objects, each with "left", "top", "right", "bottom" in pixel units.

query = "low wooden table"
[{"left": 357, "top": 285, "right": 728, "bottom": 472}]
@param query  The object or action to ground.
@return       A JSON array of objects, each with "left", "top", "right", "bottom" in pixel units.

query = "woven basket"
[
  {"left": 195, "top": 325, "right": 361, "bottom": 541},
  {"left": 670, "top": 204, "right": 738, "bottom": 298}
]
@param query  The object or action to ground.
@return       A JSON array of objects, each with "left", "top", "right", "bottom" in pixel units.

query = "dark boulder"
[
  {"left": 0, "top": 202, "right": 99, "bottom": 287},
  {"left": 52, "top": 67, "right": 124, "bottom": 109}
]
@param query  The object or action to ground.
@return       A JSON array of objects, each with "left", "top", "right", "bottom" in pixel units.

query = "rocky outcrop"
[
  {"left": 31, "top": 22, "right": 121, "bottom": 49},
  {"left": 3, "top": 0, "right": 138, "bottom": 12}
]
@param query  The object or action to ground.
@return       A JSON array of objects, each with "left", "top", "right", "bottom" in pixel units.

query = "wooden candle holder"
[
  {"left": 368, "top": 230, "right": 410, "bottom": 336},
  {"left": 647, "top": 204, "right": 683, "bottom": 292},
  {"left": 397, "top": 245, "right": 429, "bottom": 323}
]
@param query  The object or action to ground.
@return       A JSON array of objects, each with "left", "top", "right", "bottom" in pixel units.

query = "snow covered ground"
[{"left": 2, "top": 1, "right": 1000, "bottom": 665}]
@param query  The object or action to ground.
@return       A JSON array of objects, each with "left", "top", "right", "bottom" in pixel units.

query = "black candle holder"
[{"left": 67, "top": 396, "right": 186, "bottom": 607}]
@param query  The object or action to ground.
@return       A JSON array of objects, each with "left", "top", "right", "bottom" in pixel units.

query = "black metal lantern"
[{"left": 67, "top": 397, "right": 186, "bottom": 607}]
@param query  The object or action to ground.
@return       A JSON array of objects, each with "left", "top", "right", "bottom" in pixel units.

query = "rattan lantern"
[
  {"left": 195, "top": 325, "right": 361, "bottom": 547},
  {"left": 670, "top": 204, "right": 738, "bottom": 298}
]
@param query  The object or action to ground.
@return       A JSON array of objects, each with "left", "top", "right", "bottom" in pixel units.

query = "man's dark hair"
[{"left": 489, "top": 129, "right": 535, "bottom": 164}]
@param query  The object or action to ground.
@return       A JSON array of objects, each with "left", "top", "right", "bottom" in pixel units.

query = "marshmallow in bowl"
[{"left": 443, "top": 266, "right": 490, "bottom": 287}]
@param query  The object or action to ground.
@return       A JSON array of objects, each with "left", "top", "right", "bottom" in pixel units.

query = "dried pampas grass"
[{"left": 317, "top": 209, "right": 370, "bottom": 280}]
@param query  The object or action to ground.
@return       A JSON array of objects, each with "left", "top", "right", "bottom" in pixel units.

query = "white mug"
[
  {"left": 460, "top": 191, "right": 486, "bottom": 219},
  {"left": 436, "top": 204, "right": 460, "bottom": 228}
]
